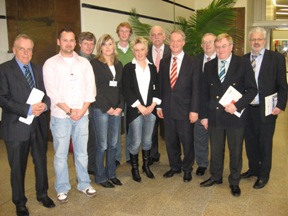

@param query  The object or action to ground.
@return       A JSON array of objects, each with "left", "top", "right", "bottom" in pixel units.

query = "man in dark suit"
[
  {"left": 0, "top": 34, "right": 55, "bottom": 216},
  {"left": 78, "top": 31, "right": 97, "bottom": 175},
  {"left": 200, "top": 33, "right": 257, "bottom": 197},
  {"left": 194, "top": 33, "right": 216, "bottom": 176},
  {"left": 157, "top": 29, "right": 201, "bottom": 183},
  {"left": 147, "top": 25, "right": 171, "bottom": 165},
  {"left": 241, "top": 27, "right": 287, "bottom": 189}
]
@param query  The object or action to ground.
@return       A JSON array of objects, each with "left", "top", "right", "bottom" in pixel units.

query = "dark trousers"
[
  {"left": 164, "top": 117, "right": 194, "bottom": 172},
  {"left": 209, "top": 126, "right": 244, "bottom": 186},
  {"left": 150, "top": 115, "right": 160, "bottom": 160},
  {"left": 245, "top": 106, "right": 276, "bottom": 182},
  {"left": 87, "top": 116, "right": 96, "bottom": 172},
  {"left": 5, "top": 122, "right": 48, "bottom": 206}
]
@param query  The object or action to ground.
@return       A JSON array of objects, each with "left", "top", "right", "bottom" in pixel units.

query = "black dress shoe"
[
  {"left": 16, "top": 205, "right": 29, "bottom": 216},
  {"left": 115, "top": 160, "right": 121, "bottom": 167},
  {"left": 88, "top": 170, "right": 95, "bottom": 175},
  {"left": 163, "top": 169, "right": 181, "bottom": 178},
  {"left": 38, "top": 196, "right": 56, "bottom": 208},
  {"left": 109, "top": 178, "right": 123, "bottom": 186},
  {"left": 148, "top": 157, "right": 160, "bottom": 166},
  {"left": 230, "top": 185, "right": 241, "bottom": 197},
  {"left": 196, "top": 167, "right": 207, "bottom": 176},
  {"left": 253, "top": 179, "right": 267, "bottom": 189},
  {"left": 200, "top": 178, "right": 223, "bottom": 187},
  {"left": 183, "top": 172, "right": 192, "bottom": 182},
  {"left": 99, "top": 181, "right": 115, "bottom": 188},
  {"left": 240, "top": 170, "right": 254, "bottom": 179}
]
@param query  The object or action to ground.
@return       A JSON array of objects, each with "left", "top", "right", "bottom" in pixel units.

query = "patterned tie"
[
  {"left": 219, "top": 60, "right": 226, "bottom": 83},
  {"left": 24, "top": 65, "right": 35, "bottom": 89},
  {"left": 251, "top": 55, "right": 257, "bottom": 71},
  {"left": 155, "top": 48, "right": 161, "bottom": 72},
  {"left": 207, "top": 57, "right": 211, "bottom": 62},
  {"left": 170, "top": 57, "right": 177, "bottom": 89}
]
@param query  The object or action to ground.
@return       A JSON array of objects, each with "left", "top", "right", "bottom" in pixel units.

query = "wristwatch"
[{"left": 66, "top": 108, "right": 72, "bottom": 116}]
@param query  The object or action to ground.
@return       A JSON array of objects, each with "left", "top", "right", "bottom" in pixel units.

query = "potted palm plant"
[{"left": 129, "top": 0, "right": 243, "bottom": 56}]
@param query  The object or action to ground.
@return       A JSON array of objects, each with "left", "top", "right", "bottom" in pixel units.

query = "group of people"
[{"left": 0, "top": 22, "right": 286, "bottom": 216}]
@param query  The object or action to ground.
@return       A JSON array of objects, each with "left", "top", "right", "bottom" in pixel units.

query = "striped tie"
[
  {"left": 170, "top": 57, "right": 177, "bottom": 89},
  {"left": 251, "top": 55, "right": 257, "bottom": 71},
  {"left": 24, "top": 65, "right": 35, "bottom": 89},
  {"left": 219, "top": 60, "right": 226, "bottom": 83}
]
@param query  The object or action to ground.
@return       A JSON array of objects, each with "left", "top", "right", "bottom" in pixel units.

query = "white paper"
[
  {"left": 19, "top": 88, "right": 45, "bottom": 125},
  {"left": 265, "top": 92, "right": 278, "bottom": 116},
  {"left": 219, "top": 86, "right": 244, "bottom": 118}
]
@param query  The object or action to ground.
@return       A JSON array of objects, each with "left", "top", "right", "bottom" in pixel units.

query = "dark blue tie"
[{"left": 24, "top": 65, "right": 35, "bottom": 89}]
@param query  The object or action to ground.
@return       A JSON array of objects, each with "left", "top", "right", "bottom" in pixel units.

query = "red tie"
[{"left": 170, "top": 57, "right": 177, "bottom": 89}]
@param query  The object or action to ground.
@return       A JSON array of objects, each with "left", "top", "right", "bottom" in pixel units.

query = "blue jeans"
[
  {"left": 128, "top": 114, "right": 156, "bottom": 155},
  {"left": 92, "top": 108, "right": 121, "bottom": 183},
  {"left": 116, "top": 104, "right": 130, "bottom": 162},
  {"left": 50, "top": 116, "right": 91, "bottom": 193}
]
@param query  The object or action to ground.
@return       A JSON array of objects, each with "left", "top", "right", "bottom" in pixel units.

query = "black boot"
[
  {"left": 130, "top": 153, "right": 141, "bottom": 182},
  {"left": 142, "top": 150, "right": 155, "bottom": 179}
]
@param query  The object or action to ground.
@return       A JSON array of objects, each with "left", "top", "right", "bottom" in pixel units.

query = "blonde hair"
[
  {"left": 130, "top": 36, "right": 149, "bottom": 52},
  {"left": 215, "top": 33, "right": 233, "bottom": 45},
  {"left": 95, "top": 34, "right": 118, "bottom": 64}
]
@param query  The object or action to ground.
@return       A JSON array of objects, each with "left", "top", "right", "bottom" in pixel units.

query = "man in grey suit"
[
  {"left": 200, "top": 33, "right": 257, "bottom": 197},
  {"left": 194, "top": 33, "right": 216, "bottom": 176},
  {"left": 0, "top": 34, "right": 55, "bottom": 216},
  {"left": 147, "top": 25, "right": 171, "bottom": 165},
  {"left": 157, "top": 29, "right": 201, "bottom": 182},
  {"left": 241, "top": 27, "right": 287, "bottom": 189}
]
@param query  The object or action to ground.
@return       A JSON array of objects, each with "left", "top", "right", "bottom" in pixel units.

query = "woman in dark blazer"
[
  {"left": 122, "top": 37, "right": 161, "bottom": 182},
  {"left": 90, "top": 34, "right": 124, "bottom": 188}
]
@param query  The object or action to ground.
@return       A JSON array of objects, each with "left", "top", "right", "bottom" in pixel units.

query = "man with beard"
[{"left": 241, "top": 27, "right": 287, "bottom": 189}]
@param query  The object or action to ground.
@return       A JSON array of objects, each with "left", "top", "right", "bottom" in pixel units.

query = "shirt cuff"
[
  {"left": 153, "top": 97, "right": 161, "bottom": 105},
  {"left": 131, "top": 100, "right": 140, "bottom": 108}
]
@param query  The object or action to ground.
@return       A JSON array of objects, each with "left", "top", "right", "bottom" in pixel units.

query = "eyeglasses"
[
  {"left": 202, "top": 40, "right": 214, "bottom": 45},
  {"left": 151, "top": 33, "right": 164, "bottom": 38},
  {"left": 250, "top": 38, "right": 265, "bottom": 42},
  {"left": 215, "top": 44, "right": 231, "bottom": 50}
]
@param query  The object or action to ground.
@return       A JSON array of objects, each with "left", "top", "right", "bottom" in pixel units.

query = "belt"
[{"left": 249, "top": 104, "right": 260, "bottom": 107}]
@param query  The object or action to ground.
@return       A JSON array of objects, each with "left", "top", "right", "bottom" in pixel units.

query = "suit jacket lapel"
[{"left": 12, "top": 58, "right": 32, "bottom": 90}]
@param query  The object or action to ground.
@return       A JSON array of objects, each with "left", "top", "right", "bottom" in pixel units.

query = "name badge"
[{"left": 109, "top": 80, "right": 117, "bottom": 87}]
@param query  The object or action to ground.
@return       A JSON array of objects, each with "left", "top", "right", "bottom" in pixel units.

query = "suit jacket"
[
  {"left": 147, "top": 44, "right": 171, "bottom": 66},
  {"left": 201, "top": 54, "right": 258, "bottom": 128},
  {"left": 0, "top": 57, "right": 50, "bottom": 141},
  {"left": 158, "top": 53, "right": 201, "bottom": 120},
  {"left": 90, "top": 59, "right": 124, "bottom": 112},
  {"left": 122, "top": 62, "right": 159, "bottom": 129},
  {"left": 195, "top": 53, "right": 205, "bottom": 71},
  {"left": 243, "top": 49, "right": 287, "bottom": 122}
]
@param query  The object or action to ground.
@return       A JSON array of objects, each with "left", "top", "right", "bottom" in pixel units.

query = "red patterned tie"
[{"left": 170, "top": 57, "right": 177, "bottom": 89}]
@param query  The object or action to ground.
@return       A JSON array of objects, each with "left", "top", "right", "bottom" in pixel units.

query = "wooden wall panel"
[{"left": 5, "top": 0, "right": 80, "bottom": 66}]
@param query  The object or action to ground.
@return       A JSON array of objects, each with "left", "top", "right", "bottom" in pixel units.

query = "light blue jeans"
[
  {"left": 128, "top": 114, "right": 156, "bottom": 155},
  {"left": 92, "top": 108, "right": 121, "bottom": 183},
  {"left": 50, "top": 115, "right": 91, "bottom": 193}
]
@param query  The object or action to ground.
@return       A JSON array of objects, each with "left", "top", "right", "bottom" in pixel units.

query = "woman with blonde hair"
[
  {"left": 90, "top": 34, "right": 124, "bottom": 188},
  {"left": 122, "top": 36, "right": 161, "bottom": 182}
]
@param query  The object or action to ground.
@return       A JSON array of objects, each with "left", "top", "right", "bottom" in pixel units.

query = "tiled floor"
[{"left": 0, "top": 111, "right": 287, "bottom": 216}]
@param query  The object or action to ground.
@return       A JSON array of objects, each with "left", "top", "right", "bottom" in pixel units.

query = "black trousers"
[
  {"left": 164, "top": 117, "right": 194, "bottom": 173},
  {"left": 245, "top": 106, "right": 276, "bottom": 182},
  {"left": 150, "top": 115, "right": 160, "bottom": 160},
  {"left": 209, "top": 126, "right": 244, "bottom": 186},
  {"left": 87, "top": 116, "right": 96, "bottom": 172},
  {"left": 5, "top": 121, "right": 48, "bottom": 206}
]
